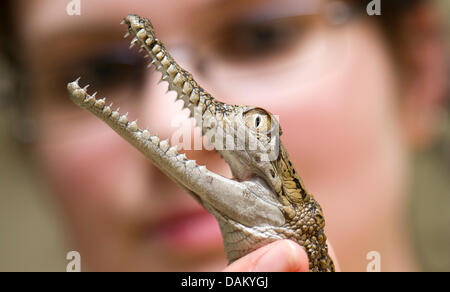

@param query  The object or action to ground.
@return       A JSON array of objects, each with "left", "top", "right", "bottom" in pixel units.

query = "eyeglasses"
[
  {"left": 189, "top": 0, "right": 358, "bottom": 103},
  {"left": 28, "top": 0, "right": 358, "bottom": 135}
]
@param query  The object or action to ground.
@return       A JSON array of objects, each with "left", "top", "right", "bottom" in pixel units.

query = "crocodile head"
[{"left": 67, "top": 14, "right": 326, "bottom": 265}]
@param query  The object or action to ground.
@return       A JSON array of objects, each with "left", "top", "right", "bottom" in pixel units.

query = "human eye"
[
  {"left": 210, "top": 15, "right": 314, "bottom": 62},
  {"left": 38, "top": 40, "right": 147, "bottom": 113},
  {"left": 66, "top": 43, "right": 146, "bottom": 100}
]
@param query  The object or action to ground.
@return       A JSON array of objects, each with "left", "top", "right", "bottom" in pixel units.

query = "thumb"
[{"left": 223, "top": 240, "right": 310, "bottom": 272}]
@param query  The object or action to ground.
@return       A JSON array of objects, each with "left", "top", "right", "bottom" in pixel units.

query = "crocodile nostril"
[{"left": 270, "top": 169, "right": 275, "bottom": 178}]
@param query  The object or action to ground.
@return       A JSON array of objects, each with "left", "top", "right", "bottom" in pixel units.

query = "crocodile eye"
[{"left": 244, "top": 108, "right": 272, "bottom": 133}]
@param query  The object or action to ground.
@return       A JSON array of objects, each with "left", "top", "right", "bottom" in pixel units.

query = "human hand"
[{"left": 223, "top": 239, "right": 339, "bottom": 272}]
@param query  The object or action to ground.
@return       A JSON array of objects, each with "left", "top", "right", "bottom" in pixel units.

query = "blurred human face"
[{"left": 17, "top": 0, "right": 410, "bottom": 271}]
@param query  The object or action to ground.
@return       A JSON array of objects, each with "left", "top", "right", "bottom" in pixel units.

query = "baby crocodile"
[{"left": 67, "top": 14, "right": 335, "bottom": 272}]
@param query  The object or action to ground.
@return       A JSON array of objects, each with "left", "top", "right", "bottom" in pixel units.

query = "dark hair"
[
  {"left": 0, "top": 1, "right": 19, "bottom": 108},
  {"left": 0, "top": 1, "right": 16, "bottom": 64},
  {"left": 352, "top": 0, "right": 426, "bottom": 46}
]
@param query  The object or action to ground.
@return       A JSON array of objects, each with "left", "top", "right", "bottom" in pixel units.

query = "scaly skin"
[{"left": 66, "top": 14, "right": 334, "bottom": 272}]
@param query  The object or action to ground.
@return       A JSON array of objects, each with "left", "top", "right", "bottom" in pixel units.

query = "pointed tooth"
[
  {"left": 166, "top": 145, "right": 178, "bottom": 157},
  {"left": 103, "top": 106, "right": 112, "bottom": 116},
  {"left": 142, "top": 129, "right": 150, "bottom": 140},
  {"left": 68, "top": 79, "right": 81, "bottom": 92},
  {"left": 167, "top": 64, "right": 177, "bottom": 77},
  {"left": 145, "top": 37, "right": 154, "bottom": 46},
  {"left": 156, "top": 52, "right": 164, "bottom": 61},
  {"left": 176, "top": 154, "right": 186, "bottom": 161},
  {"left": 161, "top": 74, "right": 169, "bottom": 81},
  {"left": 120, "top": 20, "right": 126, "bottom": 25},
  {"left": 83, "top": 85, "right": 90, "bottom": 91},
  {"left": 130, "top": 37, "right": 139, "bottom": 45},
  {"left": 139, "top": 48, "right": 144, "bottom": 53},
  {"left": 161, "top": 56, "right": 170, "bottom": 68},
  {"left": 119, "top": 113, "right": 129, "bottom": 125},
  {"left": 143, "top": 54, "right": 150, "bottom": 59},
  {"left": 159, "top": 139, "right": 170, "bottom": 153},
  {"left": 86, "top": 94, "right": 96, "bottom": 105},
  {"left": 72, "top": 88, "right": 87, "bottom": 101},
  {"left": 199, "top": 102, "right": 206, "bottom": 114},
  {"left": 75, "top": 77, "right": 81, "bottom": 84},
  {"left": 111, "top": 111, "right": 120, "bottom": 120},
  {"left": 182, "top": 82, "right": 193, "bottom": 95},
  {"left": 189, "top": 90, "right": 200, "bottom": 105},
  {"left": 136, "top": 29, "right": 147, "bottom": 40},
  {"left": 94, "top": 98, "right": 105, "bottom": 109},
  {"left": 127, "top": 120, "right": 138, "bottom": 132},
  {"left": 151, "top": 136, "right": 160, "bottom": 145},
  {"left": 123, "top": 32, "right": 131, "bottom": 39},
  {"left": 131, "top": 22, "right": 143, "bottom": 31},
  {"left": 173, "top": 73, "right": 185, "bottom": 87},
  {"left": 177, "top": 153, "right": 187, "bottom": 161},
  {"left": 203, "top": 111, "right": 213, "bottom": 122},
  {"left": 186, "top": 160, "right": 196, "bottom": 169},
  {"left": 152, "top": 44, "right": 161, "bottom": 54}
]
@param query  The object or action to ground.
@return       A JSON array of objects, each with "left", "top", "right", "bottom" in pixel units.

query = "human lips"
[{"left": 151, "top": 207, "right": 223, "bottom": 253}]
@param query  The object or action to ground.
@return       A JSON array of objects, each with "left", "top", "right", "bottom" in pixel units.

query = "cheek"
[
  {"left": 254, "top": 22, "right": 406, "bottom": 194},
  {"left": 280, "top": 81, "right": 394, "bottom": 180},
  {"left": 282, "top": 63, "right": 395, "bottom": 172},
  {"left": 34, "top": 121, "right": 144, "bottom": 209},
  {"left": 262, "top": 24, "right": 411, "bottom": 247}
]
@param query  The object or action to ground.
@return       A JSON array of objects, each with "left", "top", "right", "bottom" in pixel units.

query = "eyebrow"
[
  {"left": 247, "top": 0, "right": 321, "bottom": 22},
  {"left": 199, "top": 0, "right": 322, "bottom": 28},
  {"left": 25, "top": 17, "right": 123, "bottom": 49},
  {"left": 22, "top": 21, "right": 128, "bottom": 73}
]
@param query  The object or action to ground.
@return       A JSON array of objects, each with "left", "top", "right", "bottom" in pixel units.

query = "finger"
[{"left": 223, "top": 240, "right": 310, "bottom": 272}]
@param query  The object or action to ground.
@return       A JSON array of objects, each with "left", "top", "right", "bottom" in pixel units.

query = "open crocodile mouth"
[
  {"left": 66, "top": 14, "right": 335, "bottom": 271},
  {"left": 67, "top": 14, "right": 285, "bottom": 229}
]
